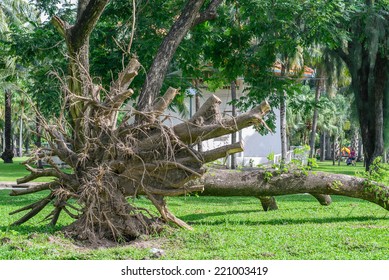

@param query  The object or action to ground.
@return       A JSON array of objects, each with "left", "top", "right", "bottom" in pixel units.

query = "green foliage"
[
  {"left": 266, "top": 152, "right": 275, "bottom": 161},
  {"left": 330, "top": 180, "right": 343, "bottom": 191},
  {"left": 358, "top": 157, "right": 389, "bottom": 207},
  {"left": 308, "top": 157, "right": 319, "bottom": 168},
  {"left": 264, "top": 171, "right": 273, "bottom": 182}
]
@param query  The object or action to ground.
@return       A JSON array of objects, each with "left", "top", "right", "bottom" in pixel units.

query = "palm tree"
[
  {"left": 0, "top": 55, "right": 17, "bottom": 163},
  {"left": 0, "top": 0, "right": 37, "bottom": 162}
]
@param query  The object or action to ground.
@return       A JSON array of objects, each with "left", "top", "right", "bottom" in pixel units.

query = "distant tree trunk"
[
  {"left": 280, "top": 90, "right": 287, "bottom": 164},
  {"left": 230, "top": 80, "right": 237, "bottom": 169},
  {"left": 309, "top": 73, "right": 322, "bottom": 159},
  {"left": 320, "top": 131, "right": 326, "bottom": 162},
  {"left": 195, "top": 87, "right": 202, "bottom": 153},
  {"left": 19, "top": 116, "right": 23, "bottom": 157},
  {"left": 332, "top": 135, "right": 337, "bottom": 165},
  {"left": 35, "top": 115, "right": 43, "bottom": 169},
  {"left": 24, "top": 137, "right": 29, "bottom": 156},
  {"left": 325, "top": 132, "right": 332, "bottom": 160},
  {"left": 357, "top": 136, "right": 363, "bottom": 162},
  {"left": 338, "top": 137, "right": 343, "bottom": 166},
  {"left": 1, "top": 89, "right": 14, "bottom": 163}
]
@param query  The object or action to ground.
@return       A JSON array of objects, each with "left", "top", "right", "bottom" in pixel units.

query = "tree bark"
[
  {"left": 320, "top": 131, "right": 325, "bottom": 162},
  {"left": 332, "top": 135, "right": 337, "bottom": 165},
  {"left": 230, "top": 80, "right": 237, "bottom": 169},
  {"left": 137, "top": 0, "right": 222, "bottom": 113},
  {"left": 191, "top": 169, "right": 389, "bottom": 211},
  {"left": 195, "top": 82, "right": 203, "bottom": 153},
  {"left": 325, "top": 132, "right": 332, "bottom": 160},
  {"left": 280, "top": 90, "right": 287, "bottom": 164},
  {"left": 334, "top": 4, "right": 388, "bottom": 170},
  {"left": 1, "top": 89, "right": 14, "bottom": 163},
  {"left": 357, "top": 135, "right": 363, "bottom": 162},
  {"left": 309, "top": 73, "right": 322, "bottom": 159}
]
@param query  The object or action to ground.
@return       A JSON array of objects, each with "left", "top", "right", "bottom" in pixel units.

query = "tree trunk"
[
  {"left": 195, "top": 87, "right": 203, "bottom": 153},
  {"left": 280, "top": 90, "right": 287, "bottom": 164},
  {"left": 137, "top": 0, "right": 222, "bottom": 113},
  {"left": 230, "top": 80, "right": 237, "bottom": 169},
  {"left": 332, "top": 135, "right": 337, "bottom": 165},
  {"left": 335, "top": 5, "right": 388, "bottom": 171},
  {"left": 1, "top": 89, "right": 14, "bottom": 163},
  {"left": 24, "top": 136, "right": 29, "bottom": 156},
  {"left": 192, "top": 169, "right": 389, "bottom": 211},
  {"left": 338, "top": 136, "right": 342, "bottom": 166},
  {"left": 320, "top": 131, "right": 325, "bottom": 162},
  {"left": 357, "top": 135, "right": 363, "bottom": 162},
  {"left": 325, "top": 132, "right": 332, "bottom": 160},
  {"left": 19, "top": 115, "right": 23, "bottom": 157},
  {"left": 309, "top": 75, "right": 321, "bottom": 159},
  {"left": 35, "top": 115, "right": 43, "bottom": 169}
]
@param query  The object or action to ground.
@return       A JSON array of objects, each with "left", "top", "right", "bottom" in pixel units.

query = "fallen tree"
[
  {"left": 8, "top": 0, "right": 389, "bottom": 244},
  {"left": 197, "top": 169, "right": 389, "bottom": 210}
]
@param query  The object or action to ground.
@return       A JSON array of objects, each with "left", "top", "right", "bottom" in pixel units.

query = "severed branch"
[
  {"left": 151, "top": 87, "right": 180, "bottom": 117},
  {"left": 110, "top": 58, "right": 141, "bottom": 94},
  {"left": 174, "top": 100, "right": 271, "bottom": 144},
  {"left": 201, "top": 142, "right": 244, "bottom": 163},
  {"left": 189, "top": 94, "right": 222, "bottom": 125}
]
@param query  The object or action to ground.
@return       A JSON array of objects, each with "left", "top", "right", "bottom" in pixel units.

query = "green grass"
[
  {"left": 0, "top": 157, "right": 67, "bottom": 182},
  {"left": 313, "top": 159, "right": 366, "bottom": 176},
  {"left": 0, "top": 160, "right": 388, "bottom": 260},
  {"left": 0, "top": 157, "right": 33, "bottom": 182}
]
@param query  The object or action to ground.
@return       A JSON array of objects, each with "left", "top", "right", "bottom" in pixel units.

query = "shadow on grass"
[
  {"left": 184, "top": 213, "right": 388, "bottom": 226},
  {"left": 316, "top": 169, "right": 360, "bottom": 176},
  {"left": 0, "top": 190, "right": 50, "bottom": 207},
  {"left": 0, "top": 224, "right": 63, "bottom": 234}
]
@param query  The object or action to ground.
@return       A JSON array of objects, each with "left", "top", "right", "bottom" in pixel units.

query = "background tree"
[
  {"left": 303, "top": 0, "right": 389, "bottom": 170},
  {"left": 0, "top": 0, "right": 37, "bottom": 162}
]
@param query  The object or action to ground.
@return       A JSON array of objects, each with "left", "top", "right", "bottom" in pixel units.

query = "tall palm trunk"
[
  {"left": 35, "top": 114, "right": 43, "bottom": 169},
  {"left": 1, "top": 89, "right": 14, "bottom": 163},
  {"left": 280, "top": 90, "right": 288, "bottom": 164},
  {"left": 319, "top": 131, "right": 326, "bottom": 162},
  {"left": 309, "top": 71, "right": 322, "bottom": 159},
  {"left": 325, "top": 132, "right": 332, "bottom": 160},
  {"left": 279, "top": 64, "right": 288, "bottom": 165},
  {"left": 230, "top": 80, "right": 237, "bottom": 169}
]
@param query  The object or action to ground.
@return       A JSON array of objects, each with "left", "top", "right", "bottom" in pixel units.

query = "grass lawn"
[
  {"left": 0, "top": 157, "right": 54, "bottom": 182},
  {"left": 313, "top": 159, "right": 366, "bottom": 176},
  {"left": 0, "top": 159, "right": 388, "bottom": 260},
  {"left": 0, "top": 157, "right": 33, "bottom": 182}
]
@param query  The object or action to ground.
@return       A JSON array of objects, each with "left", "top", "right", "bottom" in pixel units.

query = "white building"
[{"left": 167, "top": 78, "right": 282, "bottom": 167}]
